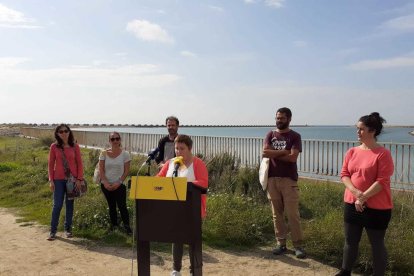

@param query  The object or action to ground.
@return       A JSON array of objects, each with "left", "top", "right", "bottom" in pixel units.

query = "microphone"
[
  {"left": 173, "top": 156, "right": 184, "bottom": 177},
  {"left": 145, "top": 147, "right": 159, "bottom": 164}
]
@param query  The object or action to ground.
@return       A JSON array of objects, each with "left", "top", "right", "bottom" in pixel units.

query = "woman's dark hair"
[
  {"left": 359, "top": 112, "right": 386, "bottom": 138},
  {"left": 54, "top": 124, "right": 75, "bottom": 148},
  {"left": 174, "top": 134, "right": 192, "bottom": 150},
  {"left": 165, "top": 116, "right": 179, "bottom": 126}
]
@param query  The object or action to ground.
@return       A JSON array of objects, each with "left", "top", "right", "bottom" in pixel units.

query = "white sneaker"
[{"left": 171, "top": 270, "right": 181, "bottom": 276}]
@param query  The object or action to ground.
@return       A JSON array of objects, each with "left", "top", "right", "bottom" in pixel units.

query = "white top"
[
  {"left": 165, "top": 159, "right": 195, "bottom": 182},
  {"left": 99, "top": 150, "right": 131, "bottom": 183}
]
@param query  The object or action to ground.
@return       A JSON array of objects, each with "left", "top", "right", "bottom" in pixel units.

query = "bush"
[
  {"left": 37, "top": 135, "right": 54, "bottom": 147},
  {"left": 0, "top": 162, "right": 20, "bottom": 172},
  {"left": 129, "top": 154, "right": 154, "bottom": 176},
  {"left": 205, "top": 152, "right": 240, "bottom": 194},
  {"left": 236, "top": 166, "right": 267, "bottom": 202},
  {"left": 203, "top": 193, "right": 273, "bottom": 247},
  {"left": 84, "top": 149, "right": 101, "bottom": 176},
  {"left": 73, "top": 188, "right": 110, "bottom": 231}
]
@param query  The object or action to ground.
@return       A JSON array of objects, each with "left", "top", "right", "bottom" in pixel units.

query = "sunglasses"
[
  {"left": 58, "top": 129, "right": 69, "bottom": 134},
  {"left": 110, "top": 137, "right": 121, "bottom": 142}
]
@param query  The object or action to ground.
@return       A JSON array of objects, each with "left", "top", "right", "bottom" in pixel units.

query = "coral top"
[
  {"left": 157, "top": 156, "right": 208, "bottom": 218},
  {"left": 341, "top": 146, "right": 394, "bottom": 209},
  {"left": 48, "top": 143, "right": 83, "bottom": 181}
]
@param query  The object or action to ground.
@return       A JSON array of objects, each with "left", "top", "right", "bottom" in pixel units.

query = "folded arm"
[
  {"left": 262, "top": 144, "right": 290, "bottom": 159},
  {"left": 277, "top": 148, "right": 300, "bottom": 163}
]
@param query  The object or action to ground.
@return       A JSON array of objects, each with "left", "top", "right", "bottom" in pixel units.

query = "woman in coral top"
[
  {"left": 47, "top": 124, "right": 84, "bottom": 241},
  {"left": 157, "top": 134, "right": 208, "bottom": 276},
  {"left": 336, "top": 113, "right": 394, "bottom": 276}
]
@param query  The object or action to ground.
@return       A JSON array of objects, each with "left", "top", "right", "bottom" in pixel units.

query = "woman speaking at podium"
[{"left": 157, "top": 134, "right": 208, "bottom": 276}]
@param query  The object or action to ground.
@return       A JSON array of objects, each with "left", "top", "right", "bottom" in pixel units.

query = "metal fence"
[{"left": 21, "top": 127, "right": 414, "bottom": 190}]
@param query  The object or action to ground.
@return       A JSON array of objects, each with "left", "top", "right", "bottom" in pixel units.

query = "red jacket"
[
  {"left": 157, "top": 156, "right": 208, "bottom": 218},
  {"left": 48, "top": 143, "right": 83, "bottom": 181}
]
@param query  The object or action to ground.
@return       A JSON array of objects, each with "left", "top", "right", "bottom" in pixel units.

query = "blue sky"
[{"left": 1, "top": 0, "right": 413, "bottom": 125}]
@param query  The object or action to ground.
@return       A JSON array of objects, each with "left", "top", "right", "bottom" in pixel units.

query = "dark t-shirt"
[
  {"left": 264, "top": 130, "right": 302, "bottom": 181},
  {"left": 155, "top": 135, "right": 176, "bottom": 164}
]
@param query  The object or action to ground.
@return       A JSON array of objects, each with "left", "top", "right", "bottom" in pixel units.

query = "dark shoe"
[
  {"left": 124, "top": 226, "right": 133, "bottom": 236},
  {"left": 294, "top": 247, "right": 306, "bottom": 259},
  {"left": 334, "top": 269, "right": 351, "bottom": 276},
  {"left": 272, "top": 244, "right": 287, "bottom": 255},
  {"left": 47, "top": 232, "right": 56, "bottom": 241}
]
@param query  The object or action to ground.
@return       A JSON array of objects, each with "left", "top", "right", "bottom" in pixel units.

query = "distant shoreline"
[{"left": 3, "top": 123, "right": 414, "bottom": 128}]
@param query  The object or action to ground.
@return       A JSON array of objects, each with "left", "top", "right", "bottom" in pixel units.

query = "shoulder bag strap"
[{"left": 60, "top": 147, "right": 72, "bottom": 178}]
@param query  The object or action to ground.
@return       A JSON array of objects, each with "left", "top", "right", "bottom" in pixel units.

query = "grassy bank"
[{"left": 0, "top": 136, "right": 413, "bottom": 275}]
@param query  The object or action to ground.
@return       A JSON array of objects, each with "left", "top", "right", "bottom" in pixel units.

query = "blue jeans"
[{"left": 50, "top": 179, "right": 74, "bottom": 233}]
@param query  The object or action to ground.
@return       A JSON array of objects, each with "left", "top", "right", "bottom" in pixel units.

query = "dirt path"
[{"left": 0, "top": 208, "right": 339, "bottom": 276}]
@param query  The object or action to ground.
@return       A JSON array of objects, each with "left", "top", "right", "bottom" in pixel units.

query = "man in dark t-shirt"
[
  {"left": 263, "top": 107, "right": 306, "bottom": 259},
  {"left": 155, "top": 116, "right": 179, "bottom": 166}
]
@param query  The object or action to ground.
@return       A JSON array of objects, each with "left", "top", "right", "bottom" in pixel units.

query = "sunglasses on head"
[
  {"left": 58, "top": 129, "right": 69, "bottom": 134},
  {"left": 110, "top": 137, "right": 121, "bottom": 141}
]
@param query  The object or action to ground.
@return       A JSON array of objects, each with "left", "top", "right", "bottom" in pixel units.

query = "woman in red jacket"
[
  {"left": 336, "top": 113, "right": 394, "bottom": 276},
  {"left": 47, "top": 124, "right": 84, "bottom": 241},
  {"left": 157, "top": 134, "right": 208, "bottom": 276}
]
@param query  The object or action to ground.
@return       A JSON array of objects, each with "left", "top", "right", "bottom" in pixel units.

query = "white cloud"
[
  {"left": 92, "top": 60, "right": 108, "bottom": 66},
  {"left": 180, "top": 51, "right": 197, "bottom": 58},
  {"left": 347, "top": 56, "right": 414, "bottom": 70},
  {"left": 208, "top": 5, "right": 224, "bottom": 13},
  {"left": 126, "top": 19, "right": 173, "bottom": 43},
  {"left": 293, "top": 40, "right": 307, "bottom": 47},
  {"left": 0, "top": 63, "right": 181, "bottom": 89},
  {"left": 0, "top": 57, "right": 30, "bottom": 67},
  {"left": 264, "top": 0, "right": 285, "bottom": 9},
  {"left": 114, "top": 52, "right": 128, "bottom": 57},
  {"left": 0, "top": 3, "right": 40, "bottom": 28},
  {"left": 381, "top": 13, "right": 414, "bottom": 32},
  {"left": 242, "top": 0, "right": 284, "bottom": 9}
]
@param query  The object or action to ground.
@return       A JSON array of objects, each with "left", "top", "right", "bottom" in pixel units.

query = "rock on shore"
[{"left": 0, "top": 126, "right": 21, "bottom": 136}]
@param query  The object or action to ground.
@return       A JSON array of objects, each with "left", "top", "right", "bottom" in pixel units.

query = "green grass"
[
  {"left": 0, "top": 136, "right": 413, "bottom": 275},
  {"left": 203, "top": 193, "right": 273, "bottom": 248}
]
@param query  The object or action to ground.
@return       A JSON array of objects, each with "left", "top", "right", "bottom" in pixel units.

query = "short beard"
[{"left": 276, "top": 123, "right": 289, "bottom": 130}]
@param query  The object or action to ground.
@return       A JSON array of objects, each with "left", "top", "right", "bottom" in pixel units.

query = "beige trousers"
[{"left": 267, "top": 177, "right": 303, "bottom": 248}]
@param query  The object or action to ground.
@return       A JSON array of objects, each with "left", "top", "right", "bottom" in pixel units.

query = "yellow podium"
[
  {"left": 129, "top": 176, "right": 204, "bottom": 276},
  {"left": 129, "top": 176, "right": 187, "bottom": 201}
]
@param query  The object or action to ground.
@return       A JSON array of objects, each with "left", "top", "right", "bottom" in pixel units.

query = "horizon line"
[{"left": 2, "top": 123, "right": 414, "bottom": 128}]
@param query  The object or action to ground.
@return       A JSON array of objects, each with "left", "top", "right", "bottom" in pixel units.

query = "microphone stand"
[{"left": 145, "top": 159, "right": 151, "bottom": 176}]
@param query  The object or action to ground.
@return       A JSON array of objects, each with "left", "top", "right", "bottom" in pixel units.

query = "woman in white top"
[
  {"left": 99, "top": 132, "right": 132, "bottom": 234},
  {"left": 157, "top": 134, "right": 208, "bottom": 276}
]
